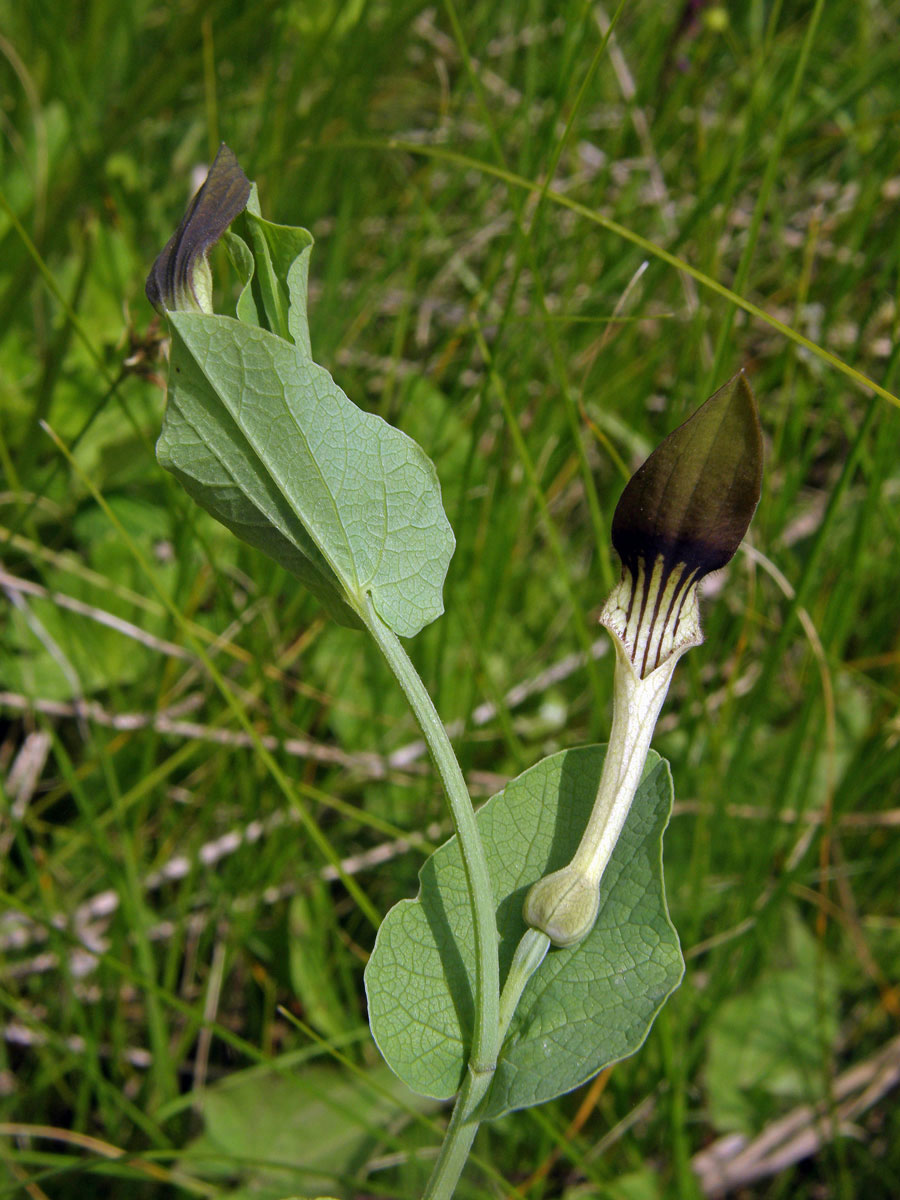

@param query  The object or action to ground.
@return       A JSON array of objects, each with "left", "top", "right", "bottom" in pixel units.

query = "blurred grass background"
[{"left": 2, "top": 0, "right": 900, "bottom": 1196}]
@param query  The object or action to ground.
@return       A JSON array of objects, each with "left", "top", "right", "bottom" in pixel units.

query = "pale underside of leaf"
[
  {"left": 158, "top": 312, "right": 454, "bottom": 638},
  {"left": 157, "top": 390, "right": 361, "bottom": 627}
]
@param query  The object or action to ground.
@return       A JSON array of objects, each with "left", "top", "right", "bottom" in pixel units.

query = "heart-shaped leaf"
[{"left": 365, "top": 745, "right": 683, "bottom": 1118}]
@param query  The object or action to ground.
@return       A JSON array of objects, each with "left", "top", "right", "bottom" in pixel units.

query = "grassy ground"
[{"left": 2, "top": 1, "right": 900, "bottom": 1196}]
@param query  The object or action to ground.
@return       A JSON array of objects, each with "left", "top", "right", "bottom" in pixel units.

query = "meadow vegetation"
[{"left": 1, "top": 1, "right": 899, "bottom": 1196}]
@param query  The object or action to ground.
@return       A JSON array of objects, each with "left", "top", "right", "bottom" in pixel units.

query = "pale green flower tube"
[{"left": 525, "top": 373, "right": 763, "bottom": 947}]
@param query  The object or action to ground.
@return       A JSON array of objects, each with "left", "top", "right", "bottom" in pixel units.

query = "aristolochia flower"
[
  {"left": 524, "top": 373, "right": 763, "bottom": 947},
  {"left": 146, "top": 143, "right": 250, "bottom": 315}
]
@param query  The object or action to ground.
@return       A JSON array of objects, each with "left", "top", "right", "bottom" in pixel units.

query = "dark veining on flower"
[
  {"left": 146, "top": 143, "right": 250, "bottom": 314},
  {"left": 608, "top": 372, "right": 763, "bottom": 677}
]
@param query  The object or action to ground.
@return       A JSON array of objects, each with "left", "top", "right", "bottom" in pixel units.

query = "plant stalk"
[
  {"left": 362, "top": 597, "right": 500, "bottom": 1079},
  {"left": 422, "top": 1068, "right": 489, "bottom": 1200},
  {"left": 425, "top": 927, "right": 551, "bottom": 1199}
]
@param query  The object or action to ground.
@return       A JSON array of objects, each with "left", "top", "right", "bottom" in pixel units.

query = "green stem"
[
  {"left": 498, "top": 928, "right": 551, "bottom": 1045},
  {"left": 425, "top": 928, "right": 551, "bottom": 1199},
  {"left": 422, "top": 1069, "right": 489, "bottom": 1200},
  {"left": 361, "top": 597, "right": 500, "bottom": 1078}
]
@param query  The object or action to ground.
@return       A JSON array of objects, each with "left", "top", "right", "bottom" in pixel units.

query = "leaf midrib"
[
  {"left": 182, "top": 315, "right": 365, "bottom": 610},
  {"left": 163, "top": 395, "right": 344, "bottom": 605}
]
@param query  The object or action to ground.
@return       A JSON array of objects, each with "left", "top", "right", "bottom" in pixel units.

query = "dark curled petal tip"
[
  {"left": 611, "top": 371, "right": 763, "bottom": 581},
  {"left": 146, "top": 143, "right": 251, "bottom": 313}
]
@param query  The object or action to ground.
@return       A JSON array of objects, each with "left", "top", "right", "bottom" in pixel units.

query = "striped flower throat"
[{"left": 601, "top": 554, "right": 702, "bottom": 680}]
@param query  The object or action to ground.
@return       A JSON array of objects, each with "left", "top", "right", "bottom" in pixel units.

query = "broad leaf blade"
[
  {"left": 157, "top": 376, "right": 361, "bottom": 628},
  {"left": 180, "top": 1060, "right": 436, "bottom": 1199},
  {"left": 365, "top": 746, "right": 683, "bottom": 1116},
  {"left": 703, "top": 908, "right": 839, "bottom": 1135},
  {"left": 158, "top": 309, "right": 454, "bottom": 638}
]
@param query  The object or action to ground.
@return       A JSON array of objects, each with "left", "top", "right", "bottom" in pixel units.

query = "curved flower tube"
[{"left": 525, "top": 372, "right": 763, "bottom": 947}]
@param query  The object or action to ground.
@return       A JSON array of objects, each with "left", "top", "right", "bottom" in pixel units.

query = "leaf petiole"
[
  {"left": 360, "top": 595, "right": 505, "bottom": 1198},
  {"left": 360, "top": 596, "right": 501, "bottom": 1079}
]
